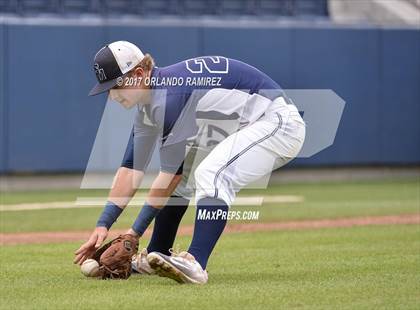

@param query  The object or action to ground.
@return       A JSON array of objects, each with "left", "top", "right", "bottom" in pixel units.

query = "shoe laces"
[
  {"left": 168, "top": 244, "right": 181, "bottom": 256},
  {"left": 140, "top": 248, "right": 148, "bottom": 260},
  {"left": 169, "top": 246, "right": 195, "bottom": 262},
  {"left": 132, "top": 248, "right": 147, "bottom": 265}
]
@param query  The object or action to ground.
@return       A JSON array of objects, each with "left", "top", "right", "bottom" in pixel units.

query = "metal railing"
[{"left": 0, "top": 0, "right": 329, "bottom": 17}]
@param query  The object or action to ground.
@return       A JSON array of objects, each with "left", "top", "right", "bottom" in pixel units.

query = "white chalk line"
[{"left": 0, "top": 195, "right": 303, "bottom": 211}]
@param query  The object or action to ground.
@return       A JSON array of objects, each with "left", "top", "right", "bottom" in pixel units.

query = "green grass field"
[
  {"left": 1, "top": 227, "right": 419, "bottom": 309},
  {"left": 0, "top": 180, "right": 418, "bottom": 233},
  {"left": 0, "top": 179, "right": 419, "bottom": 309}
]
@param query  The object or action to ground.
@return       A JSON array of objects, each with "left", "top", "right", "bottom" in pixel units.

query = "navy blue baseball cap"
[{"left": 89, "top": 41, "right": 144, "bottom": 96}]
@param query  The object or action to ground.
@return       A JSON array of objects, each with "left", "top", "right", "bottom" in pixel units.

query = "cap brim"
[{"left": 88, "top": 78, "right": 119, "bottom": 96}]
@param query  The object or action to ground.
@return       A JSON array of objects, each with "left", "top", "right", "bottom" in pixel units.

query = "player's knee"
[{"left": 194, "top": 162, "right": 215, "bottom": 190}]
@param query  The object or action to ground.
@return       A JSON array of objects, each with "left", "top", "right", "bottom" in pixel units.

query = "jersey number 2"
[{"left": 186, "top": 56, "right": 229, "bottom": 74}]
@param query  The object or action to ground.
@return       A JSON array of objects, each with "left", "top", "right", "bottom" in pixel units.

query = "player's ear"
[{"left": 132, "top": 67, "right": 144, "bottom": 78}]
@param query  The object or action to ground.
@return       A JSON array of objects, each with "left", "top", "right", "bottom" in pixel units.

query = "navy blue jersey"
[
  {"left": 123, "top": 56, "right": 285, "bottom": 174},
  {"left": 147, "top": 57, "right": 283, "bottom": 137}
]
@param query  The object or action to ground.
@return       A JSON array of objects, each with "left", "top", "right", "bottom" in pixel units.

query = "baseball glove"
[{"left": 91, "top": 234, "right": 139, "bottom": 279}]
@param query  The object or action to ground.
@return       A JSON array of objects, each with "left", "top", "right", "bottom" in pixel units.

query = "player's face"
[
  {"left": 109, "top": 67, "right": 150, "bottom": 108},
  {"left": 109, "top": 88, "right": 140, "bottom": 109}
]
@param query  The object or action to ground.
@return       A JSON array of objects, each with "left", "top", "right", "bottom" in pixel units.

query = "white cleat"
[
  {"left": 131, "top": 248, "right": 156, "bottom": 275},
  {"left": 147, "top": 251, "right": 208, "bottom": 284}
]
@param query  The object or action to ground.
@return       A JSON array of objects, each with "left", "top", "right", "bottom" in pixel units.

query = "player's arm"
[
  {"left": 74, "top": 125, "right": 157, "bottom": 264},
  {"left": 126, "top": 140, "right": 187, "bottom": 238},
  {"left": 108, "top": 167, "right": 143, "bottom": 208},
  {"left": 74, "top": 166, "right": 142, "bottom": 264}
]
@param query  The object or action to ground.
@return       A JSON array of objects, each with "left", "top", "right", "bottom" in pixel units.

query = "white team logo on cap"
[{"left": 94, "top": 63, "right": 107, "bottom": 81}]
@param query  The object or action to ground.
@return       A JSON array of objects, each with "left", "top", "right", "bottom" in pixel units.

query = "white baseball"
[{"left": 81, "top": 259, "right": 100, "bottom": 277}]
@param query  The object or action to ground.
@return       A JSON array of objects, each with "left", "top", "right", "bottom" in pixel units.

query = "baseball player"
[{"left": 74, "top": 41, "right": 305, "bottom": 284}]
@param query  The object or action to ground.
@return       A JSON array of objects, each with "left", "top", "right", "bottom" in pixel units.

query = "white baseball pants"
[{"left": 193, "top": 97, "right": 305, "bottom": 206}]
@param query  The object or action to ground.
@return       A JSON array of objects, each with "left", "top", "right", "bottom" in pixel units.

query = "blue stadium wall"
[{"left": 0, "top": 22, "right": 419, "bottom": 173}]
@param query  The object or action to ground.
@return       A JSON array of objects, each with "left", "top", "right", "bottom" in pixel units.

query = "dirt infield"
[{"left": 1, "top": 213, "right": 418, "bottom": 245}]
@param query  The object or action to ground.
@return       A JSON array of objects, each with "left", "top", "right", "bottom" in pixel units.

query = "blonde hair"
[{"left": 138, "top": 53, "right": 155, "bottom": 71}]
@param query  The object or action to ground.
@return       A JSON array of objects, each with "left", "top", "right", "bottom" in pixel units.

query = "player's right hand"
[{"left": 73, "top": 226, "right": 108, "bottom": 265}]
